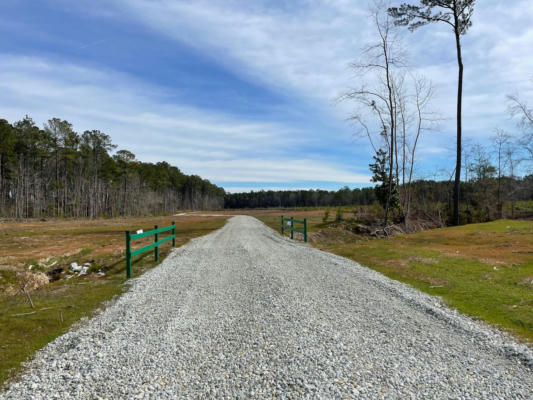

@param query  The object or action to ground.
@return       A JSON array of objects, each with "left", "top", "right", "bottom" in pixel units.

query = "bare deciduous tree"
[
  {"left": 503, "top": 137, "right": 521, "bottom": 218},
  {"left": 491, "top": 129, "right": 512, "bottom": 218},
  {"left": 507, "top": 90, "right": 533, "bottom": 165},
  {"left": 342, "top": 4, "right": 404, "bottom": 226},
  {"left": 343, "top": 3, "right": 436, "bottom": 227},
  {"left": 404, "top": 76, "right": 436, "bottom": 223}
]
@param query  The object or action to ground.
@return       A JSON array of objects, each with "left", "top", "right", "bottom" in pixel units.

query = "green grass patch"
[{"left": 1, "top": 278, "right": 124, "bottom": 385}]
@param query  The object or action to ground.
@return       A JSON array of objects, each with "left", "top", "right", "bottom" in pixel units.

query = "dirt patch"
[
  {"left": 422, "top": 276, "right": 449, "bottom": 287},
  {"left": 408, "top": 256, "right": 439, "bottom": 265},
  {"left": 222, "top": 209, "right": 325, "bottom": 217},
  {"left": 519, "top": 277, "right": 533, "bottom": 287},
  {"left": 382, "top": 258, "right": 409, "bottom": 268},
  {"left": 309, "top": 229, "right": 362, "bottom": 244},
  {"left": 4, "top": 271, "right": 49, "bottom": 296}
]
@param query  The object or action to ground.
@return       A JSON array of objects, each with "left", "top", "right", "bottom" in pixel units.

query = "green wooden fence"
[
  {"left": 125, "top": 222, "right": 176, "bottom": 278},
  {"left": 281, "top": 216, "right": 307, "bottom": 242}
]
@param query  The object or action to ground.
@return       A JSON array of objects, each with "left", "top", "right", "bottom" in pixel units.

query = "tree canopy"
[{"left": 0, "top": 116, "right": 225, "bottom": 218}]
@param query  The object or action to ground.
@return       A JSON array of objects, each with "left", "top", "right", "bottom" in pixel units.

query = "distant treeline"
[
  {"left": 224, "top": 187, "right": 376, "bottom": 209},
  {"left": 225, "top": 175, "right": 533, "bottom": 224},
  {"left": 0, "top": 116, "right": 225, "bottom": 219},
  {"left": 404, "top": 177, "right": 533, "bottom": 223}
]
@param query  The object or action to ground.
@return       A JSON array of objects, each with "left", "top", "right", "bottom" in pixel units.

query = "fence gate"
[
  {"left": 125, "top": 222, "right": 176, "bottom": 278},
  {"left": 280, "top": 216, "right": 307, "bottom": 242}
]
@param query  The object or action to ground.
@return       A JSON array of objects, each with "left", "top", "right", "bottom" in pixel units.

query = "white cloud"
[
  {"left": 176, "top": 158, "right": 370, "bottom": 183},
  {"left": 406, "top": 0, "right": 533, "bottom": 136},
  {"left": 0, "top": 54, "right": 371, "bottom": 186},
  {"left": 100, "top": 0, "right": 369, "bottom": 106},
  {"left": 100, "top": 0, "right": 533, "bottom": 143}
]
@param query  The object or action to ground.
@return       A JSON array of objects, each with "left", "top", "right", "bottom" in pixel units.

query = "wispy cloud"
[
  {"left": 103, "top": 0, "right": 533, "bottom": 140},
  {"left": 78, "top": 38, "right": 108, "bottom": 49},
  {"left": 95, "top": 0, "right": 368, "bottom": 105},
  {"left": 0, "top": 54, "right": 371, "bottom": 187}
]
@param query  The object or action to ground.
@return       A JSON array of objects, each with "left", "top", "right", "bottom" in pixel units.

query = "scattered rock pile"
[
  {"left": 40, "top": 261, "right": 106, "bottom": 282},
  {"left": 69, "top": 262, "right": 90, "bottom": 275}
]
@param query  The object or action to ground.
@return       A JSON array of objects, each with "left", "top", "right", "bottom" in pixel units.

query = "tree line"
[
  {"left": 226, "top": 125, "right": 533, "bottom": 223},
  {"left": 225, "top": 172, "right": 533, "bottom": 224},
  {"left": 0, "top": 116, "right": 225, "bottom": 219},
  {"left": 224, "top": 187, "right": 376, "bottom": 209},
  {"left": 368, "top": 132, "right": 533, "bottom": 225}
]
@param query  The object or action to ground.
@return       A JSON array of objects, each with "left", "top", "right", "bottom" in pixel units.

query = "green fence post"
[
  {"left": 290, "top": 217, "right": 294, "bottom": 240},
  {"left": 126, "top": 231, "right": 132, "bottom": 278},
  {"left": 281, "top": 216, "right": 284, "bottom": 235},
  {"left": 171, "top": 221, "right": 175, "bottom": 247},
  {"left": 304, "top": 218, "right": 307, "bottom": 242},
  {"left": 154, "top": 225, "right": 159, "bottom": 261}
]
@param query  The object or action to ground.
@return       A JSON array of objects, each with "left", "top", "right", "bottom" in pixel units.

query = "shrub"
[
  {"left": 323, "top": 208, "right": 330, "bottom": 222},
  {"left": 335, "top": 207, "right": 344, "bottom": 222}
]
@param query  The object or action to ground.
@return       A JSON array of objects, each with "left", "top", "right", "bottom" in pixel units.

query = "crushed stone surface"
[{"left": 3, "top": 216, "right": 532, "bottom": 399}]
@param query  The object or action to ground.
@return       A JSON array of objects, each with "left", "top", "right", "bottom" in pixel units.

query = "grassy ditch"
[
  {"left": 253, "top": 210, "right": 533, "bottom": 343},
  {"left": 0, "top": 215, "right": 228, "bottom": 385}
]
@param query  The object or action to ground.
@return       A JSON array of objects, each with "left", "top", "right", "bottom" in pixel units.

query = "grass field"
[
  {"left": 0, "top": 215, "right": 228, "bottom": 385},
  {"left": 252, "top": 209, "right": 533, "bottom": 343},
  {"left": 2, "top": 208, "right": 532, "bottom": 384}
]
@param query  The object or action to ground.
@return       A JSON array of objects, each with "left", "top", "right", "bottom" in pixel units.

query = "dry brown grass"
[
  {"left": 0, "top": 215, "right": 225, "bottom": 281},
  {"left": 4, "top": 272, "right": 50, "bottom": 297},
  {"left": 215, "top": 209, "right": 326, "bottom": 217}
]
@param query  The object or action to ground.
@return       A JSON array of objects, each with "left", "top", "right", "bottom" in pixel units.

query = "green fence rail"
[
  {"left": 125, "top": 222, "right": 176, "bottom": 278},
  {"left": 281, "top": 216, "right": 307, "bottom": 242}
]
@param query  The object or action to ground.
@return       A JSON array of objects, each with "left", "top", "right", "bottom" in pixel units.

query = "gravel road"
[{"left": 3, "top": 216, "right": 532, "bottom": 399}]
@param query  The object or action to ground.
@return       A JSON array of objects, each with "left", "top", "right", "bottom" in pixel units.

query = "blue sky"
[{"left": 1, "top": 0, "right": 532, "bottom": 192}]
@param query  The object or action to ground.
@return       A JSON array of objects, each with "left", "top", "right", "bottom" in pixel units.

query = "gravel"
[{"left": 3, "top": 215, "right": 532, "bottom": 399}]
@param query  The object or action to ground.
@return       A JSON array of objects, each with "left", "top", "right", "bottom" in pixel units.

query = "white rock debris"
[{"left": 69, "top": 262, "right": 81, "bottom": 273}]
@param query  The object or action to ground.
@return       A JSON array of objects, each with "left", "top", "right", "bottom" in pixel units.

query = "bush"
[
  {"left": 335, "top": 207, "right": 344, "bottom": 222},
  {"left": 322, "top": 208, "right": 330, "bottom": 222}
]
